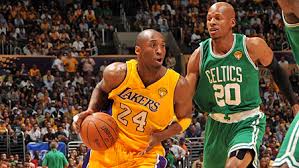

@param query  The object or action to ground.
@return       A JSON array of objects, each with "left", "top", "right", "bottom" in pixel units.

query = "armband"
[{"left": 178, "top": 118, "right": 192, "bottom": 133}]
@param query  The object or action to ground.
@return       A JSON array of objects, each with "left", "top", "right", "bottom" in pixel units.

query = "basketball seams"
[
  {"left": 80, "top": 113, "right": 118, "bottom": 151},
  {"left": 92, "top": 121, "right": 109, "bottom": 149},
  {"left": 92, "top": 117, "right": 118, "bottom": 138}
]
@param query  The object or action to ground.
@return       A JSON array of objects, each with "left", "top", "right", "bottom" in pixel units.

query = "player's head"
[
  {"left": 207, "top": 2, "right": 236, "bottom": 39},
  {"left": 135, "top": 29, "right": 166, "bottom": 69}
]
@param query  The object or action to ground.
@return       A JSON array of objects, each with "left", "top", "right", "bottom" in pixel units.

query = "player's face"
[
  {"left": 207, "top": 7, "right": 235, "bottom": 39},
  {"left": 136, "top": 33, "right": 166, "bottom": 69}
]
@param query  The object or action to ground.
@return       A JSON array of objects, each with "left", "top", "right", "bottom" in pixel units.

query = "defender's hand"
[{"left": 73, "top": 110, "right": 94, "bottom": 133}]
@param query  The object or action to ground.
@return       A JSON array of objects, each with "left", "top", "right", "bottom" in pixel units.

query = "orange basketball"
[{"left": 80, "top": 112, "right": 119, "bottom": 151}]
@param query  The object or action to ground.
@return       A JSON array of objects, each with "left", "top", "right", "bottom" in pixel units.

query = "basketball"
[{"left": 80, "top": 112, "right": 119, "bottom": 151}]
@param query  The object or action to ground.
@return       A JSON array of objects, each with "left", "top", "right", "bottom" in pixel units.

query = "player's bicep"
[{"left": 246, "top": 37, "right": 273, "bottom": 67}]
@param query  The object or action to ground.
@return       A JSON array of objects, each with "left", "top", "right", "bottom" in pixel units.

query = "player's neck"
[
  {"left": 137, "top": 64, "right": 166, "bottom": 87},
  {"left": 211, "top": 34, "right": 234, "bottom": 55}
]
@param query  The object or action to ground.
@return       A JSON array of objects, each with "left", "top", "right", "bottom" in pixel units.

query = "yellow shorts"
[{"left": 83, "top": 140, "right": 167, "bottom": 168}]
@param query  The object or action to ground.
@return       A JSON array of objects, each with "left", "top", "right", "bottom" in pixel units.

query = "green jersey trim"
[
  {"left": 242, "top": 35, "right": 259, "bottom": 70},
  {"left": 209, "top": 34, "right": 236, "bottom": 58},
  {"left": 273, "top": 119, "right": 299, "bottom": 167},
  {"left": 282, "top": 11, "right": 299, "bottom": 27}
]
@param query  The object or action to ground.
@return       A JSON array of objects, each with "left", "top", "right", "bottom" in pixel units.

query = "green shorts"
[
  {"left": 203, "top": 112, "right": 266, "bottom": 168},
  {"left": 273, "top": 114, "right": 299, "bottom": 167}
]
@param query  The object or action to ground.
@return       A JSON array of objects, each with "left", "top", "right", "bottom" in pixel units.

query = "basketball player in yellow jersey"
[{"left": 73, "top": 29, "right": 193, "bottom": 168}]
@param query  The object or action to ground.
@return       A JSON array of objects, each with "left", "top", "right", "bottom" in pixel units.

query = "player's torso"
[
  {"left": 108, "top": 60, "right": 179, "bottom": 150},
  {"left": 194, "top": 34, "right": 261, "bottom": 114}
]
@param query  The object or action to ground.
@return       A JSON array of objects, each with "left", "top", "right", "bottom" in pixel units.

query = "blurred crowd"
[
  {"left": 130, "top": 0, "right": 288, "bottom": 53},
  {"left": 0, "top": 0, "right": 114, "bottom": 56},
  {"left": 0, "top": 0, "right": 292, "bottom": 56}
]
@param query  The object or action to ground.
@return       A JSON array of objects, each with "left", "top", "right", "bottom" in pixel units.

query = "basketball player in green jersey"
[
  {"left": 273, "top": 1, "right": 299, "bottom": 167},
  {"left": 186, "top": 2, "right": 298, "bottom": 168}
]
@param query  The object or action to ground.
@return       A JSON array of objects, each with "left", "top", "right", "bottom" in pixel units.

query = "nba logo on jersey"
[
  {"left": 234, "top": 51, "right": 243, "bottom": 60},
  {"left": 158, "top": 87, "right": 168, "bottom": 97}
]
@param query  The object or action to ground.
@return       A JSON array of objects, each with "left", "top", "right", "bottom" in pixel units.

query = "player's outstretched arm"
[
  {"left": 73, "top": 62, "right": 126, "bottom": 133},
  {"left": 246, "top": 37, "right": 298, "bottom": 114},
  {"left": 139, "top": 76, "right": 193, "bottom": 155},
  {"left": 277, "top": 0, "right": 299, "bottom": 24}
]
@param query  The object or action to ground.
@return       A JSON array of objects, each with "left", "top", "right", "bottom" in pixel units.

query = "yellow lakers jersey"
[{"left": 108, "top": 59, "right": 180, "bottom": 152}]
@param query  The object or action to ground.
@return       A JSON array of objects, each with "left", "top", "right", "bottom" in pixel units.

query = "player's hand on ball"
[
  {"left": 139, "top": 132, "right": 162, "bottom": 156},
  {"left": 73, "top": 109, "right": 94, "bottom": 133},
  {"left": 292, "top": 104, "right": 299, "bottom": 116}
]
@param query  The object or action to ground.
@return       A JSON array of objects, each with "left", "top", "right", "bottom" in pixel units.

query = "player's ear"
[
  {"left": 231, "top": 18, "right": 236, "bottom": 28},
  {"left": 135, "top": 46, "right": 141, "bottom": 55}
]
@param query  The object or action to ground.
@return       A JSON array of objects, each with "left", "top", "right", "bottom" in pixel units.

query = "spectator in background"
[
  {"left": 43, "top": 70, "right": 55, "bottom": 84},
  {"left": 278, "top": 56, "right": 289, "bottom": 73},
  {"left": 42, "top": 141, "right": 68, "bottom": 168},
  {"left": 63, "top": 53, "right": 78, "bottom": 75},
  {"left": 165, "top": 148, "right": 176, "bottom": 168},
  {"left": 81, "top": 52, "right": 95, "bottom": 75},
  {"left": 20, "top": 63, "right": 28, "bottom": 76},
  {"left": 190, "top": 30, "right": 201, "bottom": 50},
  {"left": 72, "top": 36, "right": 84, "bottom": 51},
  {"left": 192, "top": 160, "right": 203, "bottom": 168},
  {"left": 0, "top": 161, "right": 8, "bottom": 168},
  {"left": 29, "top": 64, "right": 41, "bottom": 78},
  {"left": 167, "top": 138, "right": 186, "bottom": 166},
  {"left": 52, "top": 54, "right": 65, "bottom": 73},
  {"left": 160, "top": 19, "right": 169, "bottom": 32},
  {"left": 42, "top": 127, "right": 56, "bottom": 142},
  {"left": 165, "top": 54, "right": 176, "bottom": 69},
  {"left": 178, "top": 137, "right": 189, "bottom": 156},
  {"left": 28, "top": 123, "right": 41, "bottom": 142},
  {"left": 43, "top": 75, "right": 55, "bottom": 92},
  {"left": 55, "top": 125, "right": 68, "bottom": 142},
  {"left": 260, "top": 156, "right": 271, "bottom": 168},
  {"left": 151, "top": 1, "right": 161, "bottom": 17},
  {"left": 24, "top": 153, "right": 35, "bottom": 168}
]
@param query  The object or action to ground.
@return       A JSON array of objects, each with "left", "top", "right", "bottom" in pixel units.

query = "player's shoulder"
[
  {"left": 245, "top": 36, "right": 267, "bottom": 48},
  {"left": 191, "top": 47, "right": 201, "bottom": 58},
  {"left": 104, "top": 62, "right": 127, "bottom": 75},
  {"left": 176, "top": 76, "right": 189, "bottom": 89},
  {"left": 103, "top": 62, "right": 127, "bottom": 84}
]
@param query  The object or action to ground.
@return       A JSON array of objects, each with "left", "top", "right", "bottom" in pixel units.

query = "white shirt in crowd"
[
  {"left": 170, "top": 144, "right": 186, "bottom": 159},
  {"left": 52, "top": 57, "right": 65, "bottom": 72}
]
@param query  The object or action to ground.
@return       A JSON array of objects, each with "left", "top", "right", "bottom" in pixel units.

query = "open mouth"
[{"left": 209, "top": 28, "right": 218, "bottom": 34}]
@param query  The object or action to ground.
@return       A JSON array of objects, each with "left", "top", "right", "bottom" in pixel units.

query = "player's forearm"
[
  {"left": 156, "top": 122, "right": 182, "bottom": 142},
  {"left": 87, "top": 86, "right": 108, "bottom": 112},
  {"left": 267, "top": 58, "right": 297, "bottom": 105}
]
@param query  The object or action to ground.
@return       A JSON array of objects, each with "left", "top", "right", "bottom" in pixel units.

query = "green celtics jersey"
[
  {"left": 193, "top": 34, "right": 261, "bottom": 114},
  {"left": 283, "top": 15, "right": 299, "bottom": 64}
]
